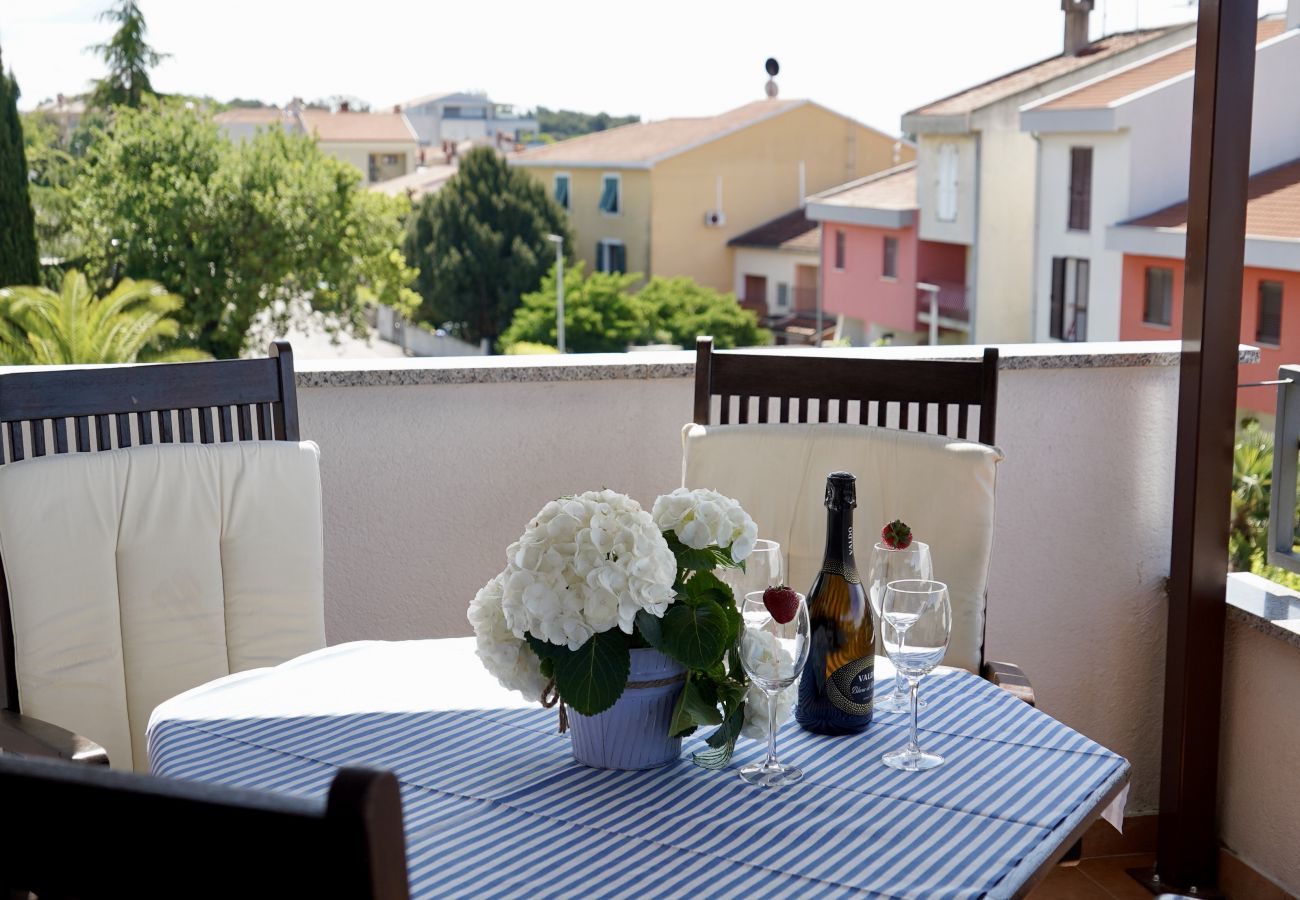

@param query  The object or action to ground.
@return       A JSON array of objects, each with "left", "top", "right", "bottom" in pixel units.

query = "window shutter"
[
  {"left": 1049, "top": 258, "right": 1067, "bottom": 340},
  {"left": 1068, "top": 147, "right": 1093, "bottom": 231},
  {"left": 937, "top": 144, "right": 959, "bottom": 222},
  {"left": 611, "top": 243, "right": 626, "bottom": 274},
  {"left": 596, "top": 242, "right": 606, "bottom": 272}
]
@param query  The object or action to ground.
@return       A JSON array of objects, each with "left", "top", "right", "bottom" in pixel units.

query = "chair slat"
[
  {"left": 838, "top": 399, "right": 849, "bottom": 424},
  {"left": 817, "top": 398, "right": 829, "bottom": 423},
  {"left": 757, "top": 396, "right": 769, "bottom": 424},
  {"left": 919, "top": 403, "right": 929, "bottom": 433},
  {"left": 718, "top": 395, "right": 730, "bottom": 425},
  {"left": 198, "top": 407, "right": 214, "bottom": 444},
  {"left": 779, "top": 396, "right": 790, "bottom": 423},
  {"left": 257, "top": 403, "right": 273, "bottom": 439},
  {"left": 95, "top": 415, "right": 111, "bottom": 450},
  {"left": 7, "top": 421, "right": 24, "bottom": 462},
  {"left": 116, "top": 413, "right": 131, "bottom": 448},
  {"left": 958, "top": 404, "right": 970, "bottom": 439},
  {"left": 900, "top": 402, "right": 911, "bottom": 431},
  {"left": 798, "top": 398, "right": 808, "bottom": 423},
  {"left": 75, "top": 416, "right": 91, "bottom": 451},
  {"left": 737, "top": 396, "right": 749, "bottom": 424},
  {"left": 52, "top": 418, "right": 69, "bottom": 453},
  {"left": 29, "top": 420, "right": 46, "bottom": 457},
  {"left": 178, "top": 408, "right": 194, "bottom": 443},
  {"left": 875, "top": 400, "right": 887, "bottom": 428},
  {"left": 218, "top": 405, "right": 234, "bottom": 442},
  {"left": 859, "top": 400, "right": 871, "bottom": 426},
  {"left": 940, "top": 403, "right": 952, "bottom": 437},
  {"left": 137, "top": 411, "right": 153, "bottom": 445},
  {"left": 157, "top": 409, "right": 174, "bottom": 444},
  {"left": 237, "top": 404, "right": 253, "bottom": 440}
]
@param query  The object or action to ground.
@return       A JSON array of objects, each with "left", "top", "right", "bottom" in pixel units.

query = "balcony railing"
[{"left": 916, "top": 281, "right": 970, "bottom": 332}]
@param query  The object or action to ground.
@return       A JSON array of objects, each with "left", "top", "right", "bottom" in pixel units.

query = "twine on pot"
[{"left": 542, "top": 672, "right": 687, "bottom": 734}]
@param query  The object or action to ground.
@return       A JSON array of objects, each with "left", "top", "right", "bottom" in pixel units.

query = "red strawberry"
[
  {"left": 763, "top": 584, "right": 800, "bottom": 624},
  {"left": 881, "top": 520, "right": 912, "bottom": 550}
]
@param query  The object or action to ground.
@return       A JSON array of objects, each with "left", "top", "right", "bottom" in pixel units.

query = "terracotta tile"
[
  {"left": 1076, "top": 854, "right": 1159, "bottom": 899},
  {"left": 1027, "top": 865, "right": 1115, "bottom": 899}
]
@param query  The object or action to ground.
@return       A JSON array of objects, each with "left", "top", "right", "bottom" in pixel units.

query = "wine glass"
[
  {"left": 721, "top": 539, "right": 783, "bottom": 604},
  {"left": 738, "top": 590, "right": 810, "bottom": 787},
  {"left": 880, "top": 579, "right": 951, "bottom": 772},
  {"left": 867, "top": 541, "right": 933, "bottom": 714}
]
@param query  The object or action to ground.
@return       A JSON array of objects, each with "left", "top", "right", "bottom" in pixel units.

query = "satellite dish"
[{"left": 765, "top": 58, "right": 780, "bottom": 77}]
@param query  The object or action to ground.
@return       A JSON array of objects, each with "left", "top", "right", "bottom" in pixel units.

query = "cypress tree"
[{"left": 0, "top": 44, "right": 39, "bottom": 287}]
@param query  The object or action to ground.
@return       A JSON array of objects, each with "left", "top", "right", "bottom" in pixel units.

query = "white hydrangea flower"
[
  {"left": 496, "top": 490, "right": 677, "bottom": 652},
  {"left": 467, "top": 571, "right": 549, "bottom": 701},
  {"left": 739, "top": 629, "right": 799, "bottom": 740},
  {"left": 651, "top": 488, "right": 759, "bottom": 561}
]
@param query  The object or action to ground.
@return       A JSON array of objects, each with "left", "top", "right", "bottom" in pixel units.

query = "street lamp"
[{"left": 546, "top": 234, "right": 565, "bottom": 353}]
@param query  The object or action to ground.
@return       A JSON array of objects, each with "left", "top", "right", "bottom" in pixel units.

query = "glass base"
[
  {"left": 875, "top": 692, "right": 926, "bottom": 713},
  {"left": 738, "top": 761, "right": 804, "bottom": 787},
  {"left": 882, "top": 748, "right": 944, "bottom": 772}
]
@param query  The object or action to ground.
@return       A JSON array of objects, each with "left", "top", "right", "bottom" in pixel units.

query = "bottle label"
[{"left": 826, "top": 657, "right": 874, "bottom": 716}]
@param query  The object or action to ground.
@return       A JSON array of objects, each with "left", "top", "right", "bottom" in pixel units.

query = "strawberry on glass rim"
[
  {"left": 881, "top": 519, "right": 912, "bottom": 550},
  {"left": 762, "top": 584, "right": 800, "bottom": 624}
]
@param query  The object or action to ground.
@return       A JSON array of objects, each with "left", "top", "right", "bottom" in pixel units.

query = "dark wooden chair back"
[
  {"left": 0, "top": 342, "right": 300, "bottom": 714},
  {"left": 692, "top": 336, "right": 998, "bottom": 445},
  {"left": 0, "top": 754, "right": 410, "bottom": 899}
]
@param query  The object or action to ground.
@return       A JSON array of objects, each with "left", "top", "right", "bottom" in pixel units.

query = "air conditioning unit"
[{"left": 703, "top": 210, "right": 726, "bottom": 227}]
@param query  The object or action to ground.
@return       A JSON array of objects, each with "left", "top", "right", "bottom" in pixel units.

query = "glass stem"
[
  {"left": 893, "top": 671, "right": 909, "bottom": 702},
  {"left": 907, "top": 678, "right": 921, "bottom": 755},
  {"left": 764, "top": 690, "right": 779, "bottom": 768}
]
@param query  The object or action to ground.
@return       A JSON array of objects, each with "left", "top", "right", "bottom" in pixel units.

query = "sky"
[{"left": 0, "top": 0, "right": 1289, "bottom": 132}]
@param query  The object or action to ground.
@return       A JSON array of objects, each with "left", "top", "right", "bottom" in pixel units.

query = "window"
[
  {"left": 882, "top": 237, "right": 899, "bottom": 279},
  {"left": 937, "top": 143, "right": 958, "bottom": 223},
  {"left": 1049, "top": 257, "right": 1090, "bottom": 341},
  {"left": 834, "top": 230, "right": 846, "bottom": 270},
  {"left": 776, "top": 283, "right": 790, "bottom": 309},
  {"left": 554, "top": 173, "right": 571, "bottom": 210},
  {"left": 599, "top": 174, "right": 620, "bottom": 215},
  {"left": 596, "top": 239, "right": 626, "bottom": 274},
  {"left": 1143, "top": 266, "right": 1174, "bottom": 327},
  {"left": 1068, "top": 147, "right": 1093, "bottom": 232},
  {"left": 1258, "top": 280, "right": 1284, "bottom": 346}
]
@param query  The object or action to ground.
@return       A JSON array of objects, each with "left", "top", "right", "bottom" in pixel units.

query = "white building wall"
[
  {"left": 1247, "top": 31, "right": 1300, "bottom": 174},
  {"left": 732, "top": 247, "right": 819, "bottom": 313},
  {"left": 1033, "top": 132, "right": 1131, "bottom": 342},
  {"left": 318, "top": 140, "right": 417, "bottom": 183},
  {"left": 916, "top": 134, "right": 977, "bottom": 246}
]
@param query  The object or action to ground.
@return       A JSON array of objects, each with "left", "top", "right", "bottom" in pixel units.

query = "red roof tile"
[{"left": 1126, "top": 156, "right": 1300, "bottom": 240}]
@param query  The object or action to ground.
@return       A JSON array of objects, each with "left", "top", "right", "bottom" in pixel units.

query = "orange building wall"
[{"left": 1119, "top": 254, "right": 1300, "bottom": 414}]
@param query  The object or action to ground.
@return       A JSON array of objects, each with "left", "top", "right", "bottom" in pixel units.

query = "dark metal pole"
[{"left": 1147, "top": 0, "right": 1258, "bottom": 893}]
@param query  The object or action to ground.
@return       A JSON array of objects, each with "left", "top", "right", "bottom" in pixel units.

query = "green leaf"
[
  {"left": 634, "top": 608, "right": 666, "bottom": 651},
  {"left": 669, "top": 675, "right": 723, "bottom": 737},
  {"left": 659, "top": 598, "right": 729, "bottom": 669},
  {"left": 551, "top": 630, "right": 631, "bottom": 716},
  {"left": 664, "top": 531, "right": 735, "bottom": 573},
  {"left": 679, "top": 569, "right": 732, "bottom": 607},
  {"left": 693, "top": 690, "right": 748, "bottom": 769},
  {"left": 525, "top": 633, "right": 565, "bottom": 661}
]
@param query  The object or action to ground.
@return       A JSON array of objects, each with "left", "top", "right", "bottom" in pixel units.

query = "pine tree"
[
  {"left": 88, "top": 1, "right": 169, "bottom": 109},
  {"left": 0, "top": 44, "right": 40, "bottom": 288}
]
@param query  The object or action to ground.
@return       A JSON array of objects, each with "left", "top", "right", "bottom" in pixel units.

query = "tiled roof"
[
  {"left": 512, "top": 100, "right": 805, "bottom": 166},
  {"left": 300, "top": 110, "right": 416, "bottom": 143},
  {"left": 1125, "top": 156, "right": 1300, "bottom": 239},
  {"left": 812, "top": 163, "right": 917, "bottom": 211},
  {"left": 728, "top": 209, "right": 820, "bottom": 252},
  {"left": 369, "top": 164, "right": 459, "bottom": 200},
  {"left": 214, "top": 108, "right": 286, "bottom": 125},
  {"left": 1039, "top": 18, "right": 1287, "bottom": 110},
  {"left": 907, "top": 27, "right": 1181, "bottom": 117}
]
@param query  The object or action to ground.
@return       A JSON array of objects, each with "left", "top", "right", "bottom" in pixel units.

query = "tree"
[
  {"left": 20, "top": 110, "right": 79, "bottom": 269},
  {"left": 0, "top": 45, "right": 40, "bottom": 288},
  {"left": 87, "top": 0, "right": 169, "bottom": 109},
  {"left": 530, "top": 107, "right": 640, "bottom": 141},
  {"left": 71, "top": 100, "right": 418, "bottom": 358},
  {"left": 403, "top": 146, "right": 571, "bottom": 347},
  {"left": 502, "top": 263, "right": 645, "bottom": 353},
  {"left": 637, "top": 276, "right": 769, "bottom": 349},
  {"left": 0, "top": 270, "right": 206, "bottom": 364}
]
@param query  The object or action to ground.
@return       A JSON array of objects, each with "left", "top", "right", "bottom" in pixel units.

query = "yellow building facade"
[{"left": 512, "top": 100, "right": 911, "bottom": 291}]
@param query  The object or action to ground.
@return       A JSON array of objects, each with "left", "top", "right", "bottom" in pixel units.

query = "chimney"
[
  {"left": 339, "top": 100, "right": 350, "bottom": 113},
  {"left": 1062, "top": 0, "right": 1094, "bottom": 56}
]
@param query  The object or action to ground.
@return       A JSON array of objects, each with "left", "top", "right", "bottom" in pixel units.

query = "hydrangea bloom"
[
  {"left": 467, "top": 571, "right": 549, "bottom": 700},
  {"left": 497, "top": 490, "right": 677, "bottom": 651},
  {"left": 738, "top": 628, "right": 798, "bottom": 740},
  {"left": 651, "top": 488, "right": 758, "bottom": 561}
]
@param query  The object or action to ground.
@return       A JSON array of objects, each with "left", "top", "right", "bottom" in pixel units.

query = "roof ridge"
[{"left": 809, "top": 161, "right": 917, "bottom": 201}]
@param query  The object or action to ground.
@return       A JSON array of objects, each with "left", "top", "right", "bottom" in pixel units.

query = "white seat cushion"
[
  {"left": 0, "top": 441, "right": 326, "bottom": 770},
  {"left": 682, "top": 423, "right": 1002, "bottom": 672}
]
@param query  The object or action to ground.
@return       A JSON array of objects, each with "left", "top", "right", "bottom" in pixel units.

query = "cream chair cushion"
[
  {"left": 682, "top": 423, "right": 1002, "bottom": 672},
  {"left": 0, "top": 441, "right": 326, "bottom": 771}
]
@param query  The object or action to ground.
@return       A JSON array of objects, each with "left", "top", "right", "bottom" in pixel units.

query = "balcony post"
[{"left": 1146, "top": 0, "right": 1258, "bottom": 893}]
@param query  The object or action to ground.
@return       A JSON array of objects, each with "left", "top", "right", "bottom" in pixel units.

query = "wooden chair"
[
  {"left": 690, "top": 336, "right": 1033, "bottom": 703},
  {"left": 0, "top": 342, "right": 305, "bottom": 767},
  {"left": 0, "top": 754, "right": 410, "bottom": 900}
]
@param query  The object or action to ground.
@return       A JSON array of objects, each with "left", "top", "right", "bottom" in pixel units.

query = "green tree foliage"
[
  {"left": 637, "top": 276, "right": 769, "bottom": 349},
  {"left": 502, "top": 267, "right": 768, "bottom": 353},
  {"left": 72, "top": 100, "right": 418, "bottom": 358},
  {"left": 403, "top": 146, "right": 571, "bottom": 347},
  {"left": 531, "top": 107, "right": 640, "bottom": 141},
  {"left": 19, "top": 110, "right": 79, "bottom": 268},
  {"left": 88, "top": 1, "right": 169, "bottom": 109},
  {"left": 0, "top": 45, "right": 40, "bottom": 287},
  {"left": 0, "top": 270, "right": 206, "bottom": 364},
  {"left": 1229, "top": 419, "right": 1300, "bottom": 589},
  {"left": 502, "top": 264, "right": 645, "bottom": 353}
]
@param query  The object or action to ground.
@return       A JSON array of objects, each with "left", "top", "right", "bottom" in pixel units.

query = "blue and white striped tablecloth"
[{"left": 147, "top": 639, "right": 1128, "bottom": 900}]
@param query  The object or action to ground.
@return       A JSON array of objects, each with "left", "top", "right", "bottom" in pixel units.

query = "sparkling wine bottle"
[{"left": 795, "top": 471, "right": 874, "bottom": 735}]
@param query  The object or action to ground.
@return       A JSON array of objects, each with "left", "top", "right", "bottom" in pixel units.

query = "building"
[
  {"left": 900, "top": 3, "right": 1197, "bottom": 343},
  {"left": 1020, "top": 12, "right": 1300, "bottom": 344},
  {"left": 213, "top": 107, "right": 298, "bottom": 143},
  {"left": 368, "top": 163, "right": 459, "bottom": 202},
  {"left": 32, "top": 94, "right": 86, "bottom": 143},
  {"left": 806, "top": 162, "right": 968, "bottom": 345},
  {"left": 726, "top": 209, "right": 822, "bottom": 342},
  {"left": 1113, "top": 157, "right": 1300, "bottom": 414},
  {"left": 401, "top": 91, "right": 537, "bottom": 150},
  {"left": 510, "top": 99, "right": 910, "bottom": 292}
]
